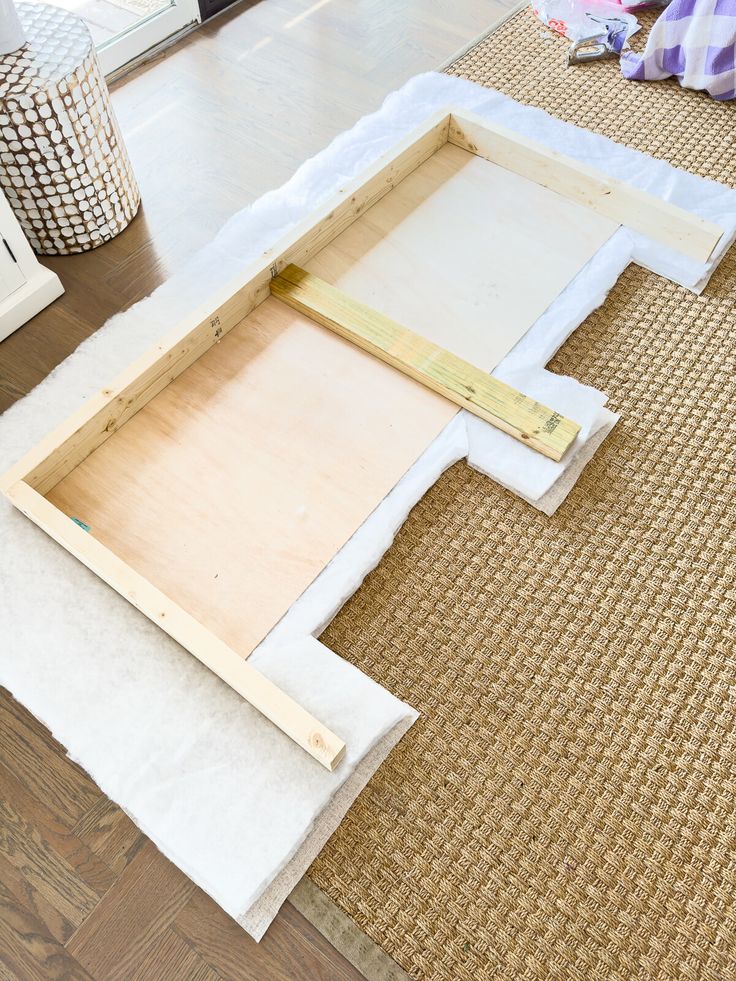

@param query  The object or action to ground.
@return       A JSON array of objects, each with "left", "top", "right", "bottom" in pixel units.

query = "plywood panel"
[
  {"left": 42, "top": 136, "right": 619, "bottom": 676},
  {"left": 46, "top": 298, "right": 456, "bottom": 659},
  {"left": 448, "top": 111, "right": 723, "bottom": 263},
  {"left": 306, "top": 142, "right": 618, "bottom": 369},
  {"left": 44, "top": 143, "right": 617, "bottom": 666}
]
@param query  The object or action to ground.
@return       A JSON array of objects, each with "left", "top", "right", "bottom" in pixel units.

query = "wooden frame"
[{"left": 2, "top": 109, "right": 722, "bottom": 770}]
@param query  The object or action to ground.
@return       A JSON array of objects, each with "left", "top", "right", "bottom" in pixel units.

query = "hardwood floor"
[
  {"left": 0, "top": 690, "right": 364, "bottom": 980},
  {"left": 0, "top": 1, "right": 509, "bottom": 976}
]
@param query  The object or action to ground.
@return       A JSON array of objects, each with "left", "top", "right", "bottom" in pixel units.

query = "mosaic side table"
[{"left": 0, "top": 2, "right": 140, "bottom": 255}]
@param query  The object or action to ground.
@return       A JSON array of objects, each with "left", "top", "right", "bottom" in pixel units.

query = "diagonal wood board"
[
  {"left": 2, "top": 109, "right": 723, "bottom": 768},
  {"left": 271, "top": 264, "right": 581, "bottom": 460}
]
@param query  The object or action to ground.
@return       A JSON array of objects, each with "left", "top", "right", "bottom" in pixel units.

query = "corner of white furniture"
[
  {"left": 0, "top": 189, "right": 64, "bottom": 344},
  {"left": 0, "top": 265, "right": 64, "bottom": 343}
]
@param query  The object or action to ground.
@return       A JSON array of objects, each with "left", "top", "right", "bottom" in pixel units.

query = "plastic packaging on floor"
[
  {"left": 1, "top": 72, "right": 735, "bottom": 940},
  {"left": 532, "top": 0, "right": 641, "bottom": 47}
]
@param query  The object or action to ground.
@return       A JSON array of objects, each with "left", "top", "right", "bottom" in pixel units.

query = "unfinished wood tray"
[{"left": 2, "top": 109, "right": 722, "bottom": 770}]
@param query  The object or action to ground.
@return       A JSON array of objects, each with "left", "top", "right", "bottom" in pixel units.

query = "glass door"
[{"left": 31, "top": 0, "right": 201, "bottom": 75}]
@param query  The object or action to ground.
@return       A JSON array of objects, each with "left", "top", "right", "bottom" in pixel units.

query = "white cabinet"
[
  {"left": 0, "top": 190, "right": 63, "bottom": 344},
  {"left": 0, "top": 235, "right": 26, "bottom": 300}
]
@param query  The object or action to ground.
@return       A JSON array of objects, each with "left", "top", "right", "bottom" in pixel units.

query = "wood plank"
[
  {"left": 272, "top": 265, "right": 580, "bottom": 461},
  {"left": 0, "top": 853, "right": 76, "bottom": 947},
  {"left": 0, "top": 692, "right": 100, "bottom": 828},
  {"left": 305, "top": 141, "right": 618, "bottom": 371},
  {"left": 128, "top": 928, "right": 220, "bottom": 981},
  {"left": 0, "top": 792, "right": 100, "bottom": 932},
  {"left": 66, "top": 840, "right": 195, "bottom": 980},
  {"left": 448, "top": 110, "right": 724, "bottom": 263},
  {"left": 73, "top": 798, "right": 145, "bottom": 877},
  {"left": 174, "top": 888, "right": 363, "bottom": 981},
  {"left": 0, "top": 112, "right": 451, "bottom": 498},
  {"left": 5, "top": 482, "right": 347, "bottom": 772},
  {"left": 0, "top": 878, "right": 93, "bottom": 981},
  {"left": 0, "top": 765, "right": 115, "bottom": 909}
]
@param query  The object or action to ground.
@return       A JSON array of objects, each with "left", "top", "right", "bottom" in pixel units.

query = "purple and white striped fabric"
[{"left": 620, "top": 0, "right": 736, "bottom": 100}]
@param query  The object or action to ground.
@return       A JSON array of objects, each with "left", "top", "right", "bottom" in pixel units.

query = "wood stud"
[{"left": 271, "top": 264, "right": 581, "bottom": 461}]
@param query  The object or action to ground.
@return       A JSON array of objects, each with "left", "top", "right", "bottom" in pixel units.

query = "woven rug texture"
[{"left": 309, "top": 9, "right": 736, "bottom": 980}]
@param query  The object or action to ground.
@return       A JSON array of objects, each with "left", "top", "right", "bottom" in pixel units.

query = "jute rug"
[{"left": 308, "top": 8, "right": 736, "bottom": 980}]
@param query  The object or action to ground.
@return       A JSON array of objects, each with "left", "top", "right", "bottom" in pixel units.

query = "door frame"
[{"left": 96, "top": 0, "right": 201, "bottom": 75}]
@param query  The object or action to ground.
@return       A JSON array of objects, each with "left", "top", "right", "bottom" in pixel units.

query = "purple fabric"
[
  {"left": 607, "top": 21, "right": 631, "bottom": 52},
  {"left": 660, "top": 43, "right": 687, "bottom": 72},
  {"left": 620, "top": 0, "right": 736, "bottom": 100}
]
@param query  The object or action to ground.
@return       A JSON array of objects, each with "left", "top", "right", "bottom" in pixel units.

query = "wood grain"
[
  {"left": 72, "top": 797, "right": 145, "bottom": 878},
  {"left": 272, "top": 264, "right": 581, "bottom": 461},
  {"left": 45, "top": 299, "right": 455, "bottom": 661},
  {"left": 0, "top": 876, "right": 94, "bottom": 981},
  {"left": 0, "top": 770, "right": 109, "bottom": 929},
  {"left": 128, "top": 929, "right": 220, "bottom": 981},
  {"left": 306, "top": 141, "right": 618, "bottom": 370},
  {"left": 0, "top": 0, "right": 516, "bottom": 974},
  {"left": 65, "top": 841, "right": 196, "bottom": 979},
  {"left": 0, "top": 698, "right": 100, "bottom": 827},
  {"left": 0, "top": 852, "right": 77, "bottom": 946},
  {"left": 0, "top": 809, "right": 98, "bottom": 937},
  {"left": 0, "top": 767, "right": 115, "bottom": 901}
]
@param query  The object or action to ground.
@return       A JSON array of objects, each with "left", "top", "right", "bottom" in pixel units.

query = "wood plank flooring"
[
  {"left": 0, "top": 688, "right": 365, "bottom": 979},
  {"left": 0, "top": 0, "right": 510, "bottom": 975}
]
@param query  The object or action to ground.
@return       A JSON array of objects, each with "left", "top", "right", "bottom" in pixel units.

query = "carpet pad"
[{"left": 308, "top": 9, "right": 736, "bottom": 979}]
